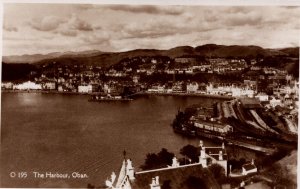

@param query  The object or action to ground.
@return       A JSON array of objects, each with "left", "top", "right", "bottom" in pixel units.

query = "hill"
[
  {"left": 2, "top": 50, "right": 106, "bottom": 64},
  {"left": 2, "top": 45, "right": 299, "bottom": 69}
]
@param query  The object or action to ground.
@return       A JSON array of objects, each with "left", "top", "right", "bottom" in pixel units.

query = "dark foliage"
[
  {"left": 161, "top": 180, "right": 172, "bottom": 189},
  {"left": 180, "top": 144, "right": 199, "bottom": 163},
  {"left": 183, "top": 176, "right": 208, "bottom": 189},
  {"left": 2, "top": 63, "right": 37, "bottom": 82},
  {"left": 87, "top": 183, "right": 95, "bottom": 189},
  {"left": 140, "top": 148, "right": 174, "bottom": 170},
  {"left": 228, "top": 158, "right": 246, "bottom": 171},
  {"left": 208, "top": 164, "right": 226, "bottom": 179}
]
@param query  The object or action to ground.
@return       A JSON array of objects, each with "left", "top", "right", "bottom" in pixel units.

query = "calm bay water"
[{"left": 1, "top": 93, "right": 223, "bottom": 187}]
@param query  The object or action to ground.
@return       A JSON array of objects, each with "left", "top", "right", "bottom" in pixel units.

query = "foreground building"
[{"left": 105, "top": 141, "right": 227, "bottom": 189}]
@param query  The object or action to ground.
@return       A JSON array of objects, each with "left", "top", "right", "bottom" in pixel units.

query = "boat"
[{"left": 89, "top": 94, "right": 133, "bottom": 102}]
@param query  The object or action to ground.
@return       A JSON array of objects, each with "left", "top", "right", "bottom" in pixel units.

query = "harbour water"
[{"left": 1, "top": 93, "right": 229, "bottom": 187}]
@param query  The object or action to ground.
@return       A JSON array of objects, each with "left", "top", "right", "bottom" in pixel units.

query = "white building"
[
  {"left": 1, "top": 82, "right": 13, "bottom": 89},
  {"left": 78, "top": 85, "right": 92, "bottom": 93},
  {"left": 13, "top": 81, "right": 42, "bottom": 90},
  {"left": 43, "top": 82, "right": 56, "bottom": 90},
  {"left": 255, "top": 93, "right": 269, "bottom": 102},
  {"left": 186, "top": 82, "right": 199, "bottom": 93},
  {"left": 206, "top": 83, "right": 255, "bottom": 97},
  {"left": 269, "top": 97, "right": 282, "bottom": 108},
  {"left": 194, "top": 121, "right": 233, "bottom": 134},
  {"left": 242, "top": 159, "right": 257, "bottom": 175}
]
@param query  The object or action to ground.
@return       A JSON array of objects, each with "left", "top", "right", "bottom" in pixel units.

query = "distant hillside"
[
  {"left": 2, "top": 50, "right": 106, "bottom": 63},
  {"left": 277, "top": 47, "right": 299, "bottom": 57},
  {"left": 2, "top": 45, "right": 299, "bottom": 69},
  {"left": 195, "top": 44, "right": 288, "bottom": 57}
]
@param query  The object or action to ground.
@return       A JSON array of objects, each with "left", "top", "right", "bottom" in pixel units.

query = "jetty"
[{"left": 225, "top": 139, "right": 276, "bottom": 154}]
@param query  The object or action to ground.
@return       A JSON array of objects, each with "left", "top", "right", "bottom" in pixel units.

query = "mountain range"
[{"left": 2, "top": 44, "right": 299, "bottom": 68}]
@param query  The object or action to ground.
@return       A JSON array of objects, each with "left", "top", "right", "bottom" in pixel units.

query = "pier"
[{"left": 225, "top": 139, "right": 276, "bottom": 154}]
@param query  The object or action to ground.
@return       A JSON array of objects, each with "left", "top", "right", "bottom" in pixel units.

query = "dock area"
[{"left": 226, "top": 139, "right": 276, "bottom": 154}]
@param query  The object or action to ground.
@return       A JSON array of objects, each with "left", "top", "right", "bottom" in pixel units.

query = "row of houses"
[
  {"left": 146, "top": 82, "right": 258, "bottom": 97},
  {"left": 1, "top": 81, "right": 126, "bottom": 94},
  {"left": 2, "top": 81, "right": 55, "bottom": 91}
]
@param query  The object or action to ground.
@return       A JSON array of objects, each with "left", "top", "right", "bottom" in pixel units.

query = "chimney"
[
  {"left": 199, "top": 140, "right": 203, "bottom": 148},
  {"left": 150, "top": 176, "right": 161, "bottom": 189},
  {"left": 172, "top": 156, "right": 179, "bottom": 168},
  {"left": 219, "top": 151, "right": 223, "bottom": 161}
]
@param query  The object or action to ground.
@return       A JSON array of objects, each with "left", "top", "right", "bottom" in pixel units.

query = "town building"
[
  {"left": 269, "top": 97, "right": 282, "bottom": 108},
  {"left": 1, "top": 82, "right": 13, "bottom": 89},
  {"left": 42, "top": 82, "right": 56, "bottom": 90},
  {"left": 242, "top": 159, "right": 257, "bottom": 175},
  {"left": 105, "top": 141, "right": 227, "bottom": 189},
  {"left": 186, "top": 82, "right": 199, "bottom": 93},
  {"left": 194, "top": 120, "right": 233, "bottom": 135},
  {"left": 206, "top": 83, "right": 255, "bottom": 97},
  {"left": 255, "top": 93, "right": 269, "bottom": 102},
  {"left": 78, "top": 85, "right": 92, "bottom": 93},
  {"left": 13, "top": 81, "right": 42, "bottom": 90}
]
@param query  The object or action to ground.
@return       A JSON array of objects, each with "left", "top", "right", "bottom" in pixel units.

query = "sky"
[{"left": 2, "top": 3, "right": 300, "bottom": 56}]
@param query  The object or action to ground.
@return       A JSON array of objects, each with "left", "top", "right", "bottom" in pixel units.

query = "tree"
[
  {"left": 140, "top": 153, "right": 159, "bottom": 170},
  {"left": 157, "top": 148, "right": 175, "bottom": 166},
  {"left": 87, "top": 183, "right": 95, "bottom": 189},
  {"left": 180, "top": 144, "right": 199, "bottom": 163},
  {"left": 140, "top": 148, "right": 174, "bottom": 170},
  {"left": 208, "top": 164, "right": 225, "bottom": 179},
  {"left": 161, "top": 180, "right": 172, "bottom": 189},
  {"left": 183, "top": 176, "right": 207, "bottom": 189}
]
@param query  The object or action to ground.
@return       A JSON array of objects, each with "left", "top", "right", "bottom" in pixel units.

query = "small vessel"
[{"left": 89, "top": 94, "right": 133, "bottom": 102}]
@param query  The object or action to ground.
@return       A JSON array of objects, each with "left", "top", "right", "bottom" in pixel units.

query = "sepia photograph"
[{"left": 1, "top": 1, "right": 299, "bottom": 188}]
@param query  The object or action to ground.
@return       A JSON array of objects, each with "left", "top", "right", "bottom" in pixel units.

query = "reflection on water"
[{"left": 1, "top": 93, "right": 231, "bottom": 187}]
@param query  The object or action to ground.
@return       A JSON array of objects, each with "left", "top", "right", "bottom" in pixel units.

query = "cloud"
[
  {"left": 225, "top": 7, "right": 253, "bottom": 14},
  {"left": 80, "top": 31, "right": 110, "bottom": 45},
  {"left": 68, "top": 14, "right": 93, "bottom": 31},
  {"left": 30, "top": 14, "right": 94, "bottom": 37},
  {"left": 224, "top": 11, "right": 263, "bottom": 26},
  {"left": 4, "top": 25, "right": 18, "bottom": 32},
  {"left": 283, "top": 6, "right": 300, "bottom": 9},
  {"left": 3, "top": 4, "right": 300, "bottom": 56},
  {"left": 56, "top": 28, "right": 77, "bottom": 37},
  {"left": 105, "top": 5, "right": 184, "bottom": 15},
  {"left": 56, "top": 15, "right": 93, "bottom": 36},
  {"left": 122, "top": 20, "right": 177, "bottom": 39},
  {"left": 30, "top": 16, "right": 65, "bottom": 31}
]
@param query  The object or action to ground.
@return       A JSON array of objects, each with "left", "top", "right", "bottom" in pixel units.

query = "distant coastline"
[
  {"left": 1, "top": 89, "right": 234, "bottom": 100},
  {"left": 140, "top": 91, "right": 233, "bottom": 100}
]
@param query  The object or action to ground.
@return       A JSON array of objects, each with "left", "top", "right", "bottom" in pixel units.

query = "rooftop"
[
  {"left": 242, "top": 163, "right": 257, "bottom": 171},
  {"left": 239, "top": 98, "right": 262, "bottom": 109},
  {"left": 132, "top": 163, "right": 220, "bottom": 189}
]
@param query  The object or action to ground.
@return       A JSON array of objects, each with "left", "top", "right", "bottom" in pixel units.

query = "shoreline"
[
  {"left": 1, "top": 89, "right": 234, "bottom": 99},
  {"left": 1, "top": 90, "right": 88, "bottom": 95},
  {"left": 140, "top": 91, "right": 234, "bottom": 100}
]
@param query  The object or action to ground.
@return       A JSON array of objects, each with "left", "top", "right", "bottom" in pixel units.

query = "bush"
[
  {"left": 180, "top": 144, "right": 199, "bottom": 163},
  {"left": 140, "top": 148, "right": 174, "bottom": 170}
]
